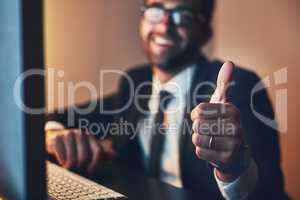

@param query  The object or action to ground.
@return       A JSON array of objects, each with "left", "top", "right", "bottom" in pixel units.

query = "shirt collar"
[{"left": 152, "top": 64, "right": 196, "bottom": 99}]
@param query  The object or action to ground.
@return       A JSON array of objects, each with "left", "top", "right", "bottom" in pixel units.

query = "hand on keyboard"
[{"left": 46, "top": 129, "right": 117, "bottom": 174}]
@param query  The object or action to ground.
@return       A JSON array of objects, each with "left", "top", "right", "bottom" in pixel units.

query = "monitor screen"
[{"left": 0, "top": 0, "right": 46, "bottom": 199}]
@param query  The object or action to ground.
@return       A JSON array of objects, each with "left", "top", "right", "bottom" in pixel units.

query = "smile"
[{"left": 152, "top": 35, "right": 175, "bottom": 47}]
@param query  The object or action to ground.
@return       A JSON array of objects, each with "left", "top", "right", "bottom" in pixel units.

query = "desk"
[{"left": 84, "top": 165, "right": 209, "bottom": 200}]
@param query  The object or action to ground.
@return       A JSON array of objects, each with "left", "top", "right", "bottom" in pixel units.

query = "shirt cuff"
[
  {"left": 214, "top": 159, "right": 258, "bottom": 200},
  {"left": 45, "top": 121, "right": 65, "bottom": 131}
]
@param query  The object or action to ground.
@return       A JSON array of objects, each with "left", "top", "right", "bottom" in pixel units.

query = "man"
[{"left": 45, "top": 0, "right": 288, "bottom": 199}]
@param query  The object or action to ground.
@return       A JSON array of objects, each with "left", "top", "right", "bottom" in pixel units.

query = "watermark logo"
[
  {"left": 251, "top": 67, "right": 288, "bottom": 132},
  {"left": 13, "top": 67, "right": 288, "bottom": 135}
]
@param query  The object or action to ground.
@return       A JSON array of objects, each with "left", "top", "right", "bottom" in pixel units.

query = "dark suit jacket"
[{"left": 47, "top": 56, "right": 288, "bottom": 200}]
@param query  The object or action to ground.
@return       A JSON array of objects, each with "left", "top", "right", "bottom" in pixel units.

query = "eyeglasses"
[{"left": 141, "top": 4, "right": 206, "bottom": 27}]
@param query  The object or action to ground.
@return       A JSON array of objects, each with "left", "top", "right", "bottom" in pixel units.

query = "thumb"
[
  {"left": 210, "top": 61, "right": 234, "bottom": 103},
  {"left": 99, "top": 139, "right": 117, "bottom": 160}
]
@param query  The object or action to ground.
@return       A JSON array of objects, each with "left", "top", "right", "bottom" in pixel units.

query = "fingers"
[
  {"left": 195, "top": 146, "right": 234, "bottom": 167},
  {"left": 192, "top": 133, "right": 241, "bottom": 151},
  {"left": 52, "top": 135, "right": 67, "bottom": 166},
  {"left": 192, "top": 117, "right": 240, "bottom": 136},
  {"left": 210, "top": 61, "right": 234, "bottom": 103},
  {"left": 101, "top": 139, "right": 117, "bottom": 160},
  {"left": 74, "top": 130, "right": 92, "bottom": 169},
  {"left": 87, "top": 136, "right": 104, "bottom": 174},
  {"left": 191, "top": 103, "right": 240, "bottom": 121},
  {"left": 63, "top": 130, "right": 78, "bottom": 168}
]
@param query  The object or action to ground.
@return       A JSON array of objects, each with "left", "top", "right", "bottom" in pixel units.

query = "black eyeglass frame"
[{"left": 140, "top": 4, "right": 207, "bottom": 27}]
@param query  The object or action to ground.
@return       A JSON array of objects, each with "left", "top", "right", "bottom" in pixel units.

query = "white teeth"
[{"left": 153, "top": 36, "right": 173, "bottom": 46}]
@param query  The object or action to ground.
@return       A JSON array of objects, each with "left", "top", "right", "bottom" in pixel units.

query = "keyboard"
[{"left": 47, "top": 161, "right": 126, "bottom": 200}]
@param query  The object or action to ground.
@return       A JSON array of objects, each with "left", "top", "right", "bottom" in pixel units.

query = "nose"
[
  {"left": 159, "top": 13, "right": 176, "bottom": 34},
  {"left": 161, "top": 13, "right": 172, "bottom": 25}
]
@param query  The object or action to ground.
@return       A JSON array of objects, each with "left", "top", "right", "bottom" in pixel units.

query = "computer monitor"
[{"left": 0, "top": 0, "right": 46, "bottom": 199}]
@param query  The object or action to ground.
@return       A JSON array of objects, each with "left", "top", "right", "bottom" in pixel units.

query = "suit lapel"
[
  {"left": 120, "top": 66, "right": 153, "bottom": 171},
  {"left": 179, "top": 56, "right": 213, "bottom": 182}
]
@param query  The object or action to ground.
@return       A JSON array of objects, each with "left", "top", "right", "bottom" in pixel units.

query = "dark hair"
[{"left": 199, "top": 0, "right": 215, "bottom": 23}]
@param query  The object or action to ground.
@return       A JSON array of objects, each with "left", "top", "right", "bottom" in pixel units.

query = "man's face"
[{"left": 140, "top": 0, "right": 209, "bottom": 72}]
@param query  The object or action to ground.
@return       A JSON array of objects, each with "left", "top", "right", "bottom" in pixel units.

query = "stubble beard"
[{"left": 147, "top": 44, "right": 199, "bottom": 74}]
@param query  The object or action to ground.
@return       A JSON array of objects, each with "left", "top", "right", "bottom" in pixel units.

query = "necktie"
[{"left": 148, "top": 90, "right": 173, "bottom": 178}]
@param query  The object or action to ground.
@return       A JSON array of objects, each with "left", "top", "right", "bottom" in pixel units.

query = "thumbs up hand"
[{"left": 191, "top": 61, "right": 247, "bottom": 182}]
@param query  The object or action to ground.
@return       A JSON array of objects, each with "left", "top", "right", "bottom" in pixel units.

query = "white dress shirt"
[
  {"left": 45, "top": 64, "right": 258, "bottom": 200},
  {"left": 138, "top": 65, "right": 195, "bottom": 188}
]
